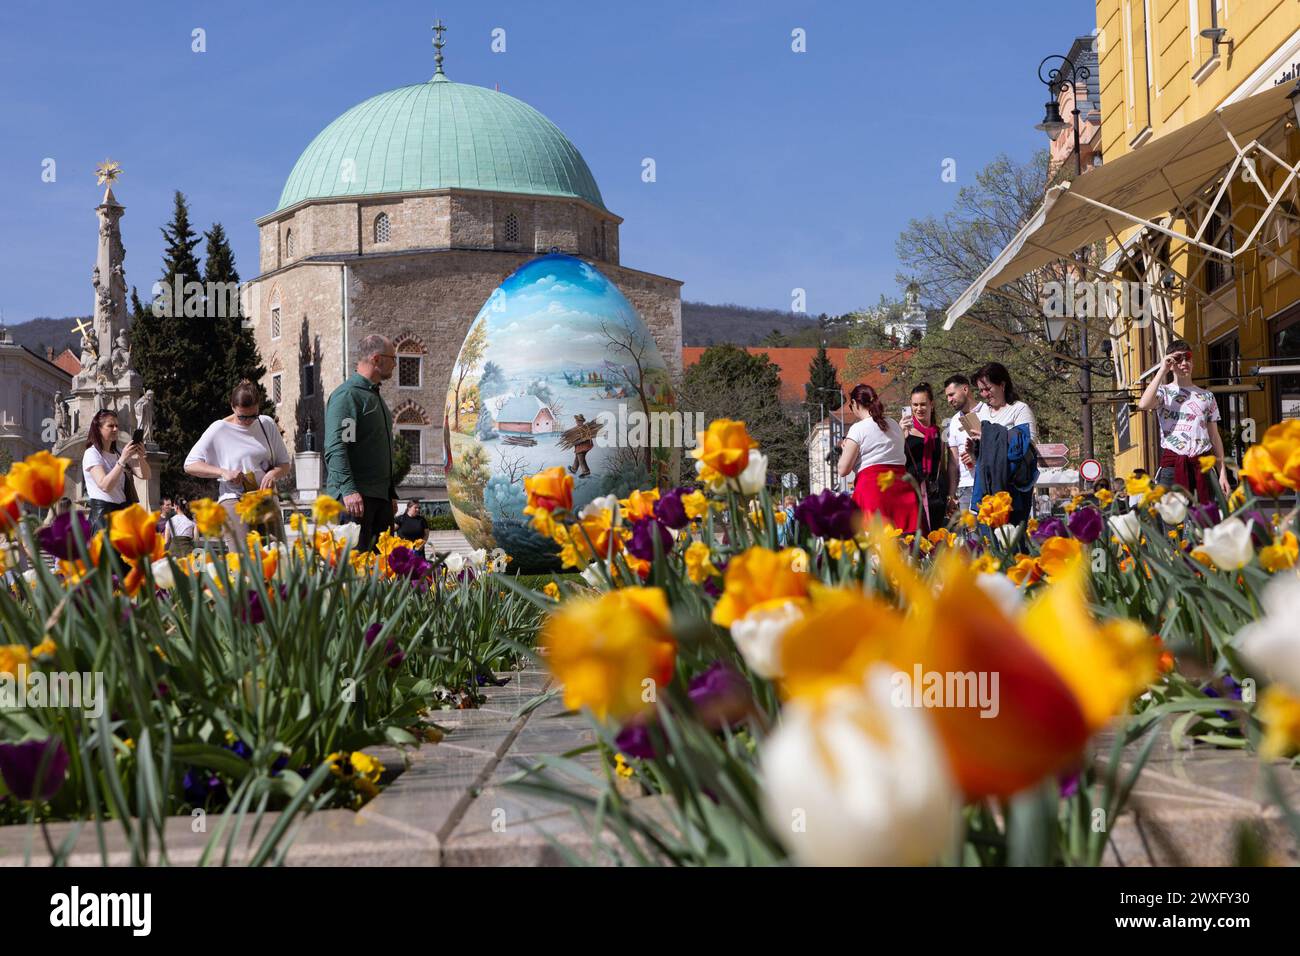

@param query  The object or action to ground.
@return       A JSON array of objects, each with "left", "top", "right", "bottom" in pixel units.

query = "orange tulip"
[
  {"left": 1241, "top": 421, "right": 1300, "bottom": 496},
  {"left": 109, "top": 504, "right": 163, "bottom": 563},
  {"left": 0, "top": 480, "right": 20, "bottom": 531},
  {"left": 691, "top": 418, "right": 758, "bottom": 481},
  {"left": 6, "top": 451, "right": 71, "bottom": 508},
  {"left": 524, "top": 466, "right": 574, "bottom": 513}
]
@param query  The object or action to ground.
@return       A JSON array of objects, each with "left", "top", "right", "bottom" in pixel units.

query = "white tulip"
[
  {"left": 993, "top": 524, "right": 1018, "bottom": 549},
  {"left": 1236, "top": 574, "right": 1300, "bottom": 696},
  {"left": 443, "top": 552, "right": 465, "bottom": 575},
  {"left": 150, "top": 557, "right": 176, "bottom": 590},
  {"left": 975, "top": 572, "right": 1022, "bottom": 617},
  {"left": 761, "top": 668, "right": 958, "bottom": 866},
  {"left": 579, "top": 564, "right": 606, "bottom": 589},
  {"left": 21, "top": 568, "right": 39, "bottom": 588},
  {"left": 1193, "top": 516, "right": 1255, "bottom": 570},
  {"left": 467, "top": 548, "right": 487, "bottom": 570},
  {"left": 1155, "top": 491, "right": 1189, "bottom": 526},
  {"left": 736, "top": 452, "right": 769, "bottom": 496},
  {"left": 578, "top": 495, "right": 620, "bottom": 522},
  {"left": 1109, "top": 511, "right": 1142, "bottom": 546},
  {"left": 730, "top": 600, "right": 804, "bottom": 679},
  {"left": 335, "top": 522, "right": 361, "bottom": 549}
]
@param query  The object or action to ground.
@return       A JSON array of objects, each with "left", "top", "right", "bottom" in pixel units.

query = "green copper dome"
[{"left": 276, "top": 77, "right": 605, "bottom": 211}]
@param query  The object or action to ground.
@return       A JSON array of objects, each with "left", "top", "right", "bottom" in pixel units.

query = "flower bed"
[
  {"left": 0, "top": 454, "right": 540, "bottom": 865},
  {"left": 507, "top": 418, "right": 1300, "bottom": 866}
]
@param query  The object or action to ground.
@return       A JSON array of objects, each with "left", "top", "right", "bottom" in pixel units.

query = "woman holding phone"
[
  {"left": 1136, "top": 339, "right": 1231, "bottom": 502},
  {"left": 184, "top": 380, "right": 292, "bottom": 547},
  {"left": 83, "top": 408, "right": 149, "bottom": 530},
  {"left": 836, "top": 383, "right": 919, "bottom": 532}
]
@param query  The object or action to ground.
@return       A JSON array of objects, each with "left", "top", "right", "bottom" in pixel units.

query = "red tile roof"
[
  {"left": 51, "top": 349, "right": 80, "bottom": 377},
  {"left": 680, "top": 346, "right": 913, "bottom": 404}
]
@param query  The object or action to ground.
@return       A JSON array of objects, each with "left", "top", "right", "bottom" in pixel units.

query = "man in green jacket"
[{"left": 325, "top": 333, "right": 398, "bottom": 552}]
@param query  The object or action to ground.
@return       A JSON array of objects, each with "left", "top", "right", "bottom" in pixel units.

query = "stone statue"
[
  {"left": 94, "top": 382, "right": 107, "bottom": 411},
  {"left": 54, "top": 391, "right": 69, "bottom": 440},
  {"left": 134, "top": 390, "right": 154, "bottom": 444},
  {"left": 110, "top": 328, "right": 131, "bottom": 380}
]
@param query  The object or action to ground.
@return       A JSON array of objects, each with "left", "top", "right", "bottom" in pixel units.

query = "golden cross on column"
[{"left": 72, "top": 316, "right": 94, "bottom": 339}]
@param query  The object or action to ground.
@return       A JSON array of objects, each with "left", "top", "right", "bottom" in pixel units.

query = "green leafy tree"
[
  {"left": 895, "top": 152, "right": 1108, "bottom": 466},
  {"left": 677, "top": 345, "right": 806, "bottom": 487}
]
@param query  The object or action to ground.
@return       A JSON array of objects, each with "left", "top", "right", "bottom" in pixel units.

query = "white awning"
[{"left": 945, "top": 81, "right": 1298, "bottom": 328}]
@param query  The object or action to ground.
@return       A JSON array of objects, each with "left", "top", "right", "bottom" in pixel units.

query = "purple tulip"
[
  {"left": 364, "top": 621, "right": 384, "bottom": 646},
  {"left": 1189, "top": 502, "right": 1221, "bottom": 528},
  {"left": 1237, "top": 510, "right": 1274, "bottom": 547},
  {"left": 654, "top": 488, "right": 692, "bottom": 530},
  {"left": 688, "top": 661, "right": 752, "bottom": 729},
  {"left": 384, "top": 638, "right": 406, "bottom": 669},
  {"left": 0, "top": 738, "right": 70, "bottom": 801},
  {"left": 794, "top": 490, "right": 860, "bottom": 541},
  {"left": 1030, "top": 516, "right": 1067, "bottom": 542},
  {"left": 36, "top": 511, "right": 92, "bottom": 561},
  {"left": 388, "top": 547, "right": 432, "bottom": 581},
  {"left": 1067, "top": 506, "right": 1104, "bottom": 544},
  {"left": 615, "top": 719, "right": 659, "bottom": 759},
  {"left": 627, "top": 518, "right": 673, "bottom": 561},
  {"left": 242, "top": 590, "right": 265, "bottom": 625}
]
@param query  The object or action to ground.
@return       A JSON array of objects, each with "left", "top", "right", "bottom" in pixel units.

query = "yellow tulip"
[
  {"left": 1037, "top": 536, "right": 1083, "bottom": 579},
  {"left": 1241, "top": 420, "right": 1300, "bottom": 496},
  {"left": 691, "top": 419, "right": 758, "bottom": 483},
  {"left": 977, "top": 491, "right": 1012, "bottom": 529},
  {"left": 1259, "top": 531, "right": 1298, "bottom": 572},
  {"left": 540, "top": 587, "right": 676, "bottom": 721},
  {"left": 712, "top": 547, "right": 810, "bottom": 628}
]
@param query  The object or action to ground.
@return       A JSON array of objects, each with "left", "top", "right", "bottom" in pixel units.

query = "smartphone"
[
  {"left": 961, "top": 412, "right": 982, "bottom": 435},
  {"left": 131, "top": 428, "right": 143, "bottom": 446}
]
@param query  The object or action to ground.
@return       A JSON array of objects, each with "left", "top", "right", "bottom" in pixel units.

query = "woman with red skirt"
[{"left": 837, "top": 384, "right": 919, "bottom": 533}]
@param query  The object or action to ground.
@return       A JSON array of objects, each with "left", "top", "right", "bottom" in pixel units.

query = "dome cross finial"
[{"left": 432, "top": 19, "right": 448, "bottom": 79}]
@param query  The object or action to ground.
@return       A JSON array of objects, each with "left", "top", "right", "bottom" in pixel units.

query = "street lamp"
[{"left": 1036, "top": 52, "right": 1094, "bottom": 460}]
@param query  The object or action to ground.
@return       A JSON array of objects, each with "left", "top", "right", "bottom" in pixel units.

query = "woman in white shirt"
[
  {"left": 835, "top": 383, "right": 920, "bottom": 532},
  {"left": 163, "top": 497, "right": 197, "bottom": 556},
  {"left": 82, "top": 408, "right": 148, "bottom": 530},
  {"left": 184, "top": 380, "right": 292, "bottom": 546}
]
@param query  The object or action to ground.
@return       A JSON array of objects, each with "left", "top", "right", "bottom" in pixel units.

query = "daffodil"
[
  {"left": 312, "top": 494, "right": 344, "bottom": 525},
  {"left": 684, "top": 540, "right": 717, "bottom": 584},
  {"left": 191, "top": 498, "right": 227, "bottom": 537},
  {"left": 1259, "top": 531, "right": 1298, "bottom": 572},
  {"left": 234, "top": 489, "right": 276, "bottom": 525}
]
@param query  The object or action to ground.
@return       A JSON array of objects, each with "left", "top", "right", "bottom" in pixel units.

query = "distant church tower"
[{"left": 884, "top": 282, "right": 929, "bottom": 344}]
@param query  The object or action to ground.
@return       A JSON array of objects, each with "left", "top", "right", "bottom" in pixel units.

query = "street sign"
[
  {"left": 1036, "top": 442, "right": 1071, "bottom": 467},
  {"left": 781, "top": 472, "right": 798, "bottom": 489},
  {"left": 1079, "top": 458, "right": 1102, "bottom": 482}
]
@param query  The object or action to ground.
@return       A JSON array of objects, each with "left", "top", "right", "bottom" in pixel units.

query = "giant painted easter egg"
[{"left": 443, "top": 254, "right": 676, "bottom": 570}]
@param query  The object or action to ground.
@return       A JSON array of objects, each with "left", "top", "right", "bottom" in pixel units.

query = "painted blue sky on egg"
[{"left": 473, "top": 254, "right": 649, "bottom": 373}]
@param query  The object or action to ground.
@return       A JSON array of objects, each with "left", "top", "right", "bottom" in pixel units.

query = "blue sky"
[{"left": 0, "top": 0, "right": 1092, "bottom": 324}]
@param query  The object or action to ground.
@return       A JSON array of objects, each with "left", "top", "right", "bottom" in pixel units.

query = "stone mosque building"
[{"left": 244, "top": 33, "right": 682, "bottom": 499}]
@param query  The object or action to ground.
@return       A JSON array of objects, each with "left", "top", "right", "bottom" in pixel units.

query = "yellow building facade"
[{"left": 1097, "top": 0, "right": 1300, "bottom": 476}]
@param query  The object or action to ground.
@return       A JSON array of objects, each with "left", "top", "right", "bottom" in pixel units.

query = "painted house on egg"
[{"left": 495, "top": 395, "right": 555, "bottom": 434}]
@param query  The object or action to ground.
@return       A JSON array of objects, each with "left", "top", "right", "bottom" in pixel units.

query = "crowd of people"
[
  {"left": 818, "top": 342, "right": 1232, "bottom": 533},
  {"left": 68, "top": 335, "right": 1233, "bottom": 552}
]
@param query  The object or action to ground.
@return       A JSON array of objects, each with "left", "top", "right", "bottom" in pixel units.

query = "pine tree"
[
  {"left": 131, "top": 191, "right": 224, "bottom": 493},
  {"left": 204, "top": 222, "right": 268, "bottom": 413},
  {"left": 805, "top": 342, "right": 842, "bottom": 407}
]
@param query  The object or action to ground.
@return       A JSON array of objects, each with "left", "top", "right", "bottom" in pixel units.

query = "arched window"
[
  {"left": 270, "top": 292, "right": 282, "bottom": 340},
  {"left": 374, "top": 212, "right": 390, "bottom": 244},
  {"left": 285, "top": 228, "right": 295, "bottom": 258},
  {"left": 503, "top": 212, "right": 519, "bottom": 244},
  {"left": 592, "top": 226, "right": 600, "bottom": 257}
]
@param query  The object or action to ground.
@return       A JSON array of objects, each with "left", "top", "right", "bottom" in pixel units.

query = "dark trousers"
[
  {"left": 349, "top": 496, "right": 395, "bottom": 553},
  {"left": 88, "top": 499, "right": 128, "bottom": 532}
]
